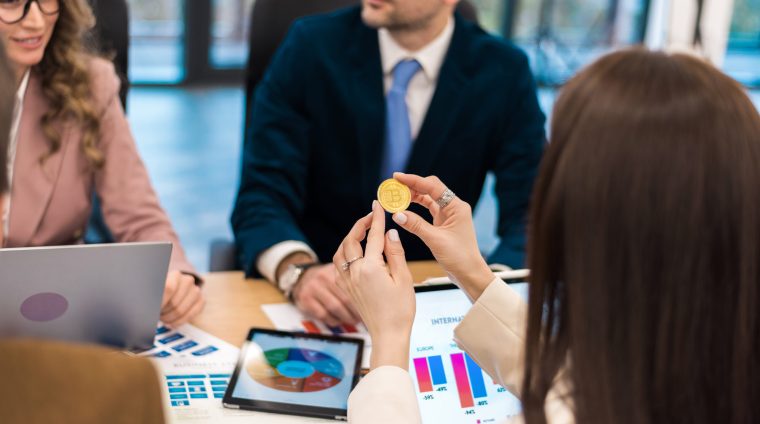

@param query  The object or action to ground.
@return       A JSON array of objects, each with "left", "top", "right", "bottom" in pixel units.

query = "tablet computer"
[
  {"left": 410, "top": 278, "right": 528, "bottom": 423},
  {"left": 223, "top": 328, "right": 364, "bottom": 420}
]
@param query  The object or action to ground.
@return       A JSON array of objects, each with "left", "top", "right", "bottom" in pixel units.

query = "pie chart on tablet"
[{"left": 247, "top": 348, "right": 344, "bottom": 393}]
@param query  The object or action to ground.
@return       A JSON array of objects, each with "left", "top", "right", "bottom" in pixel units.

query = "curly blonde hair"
[{"left": 36, "top": 0, "right": 103, "bottom": 169}]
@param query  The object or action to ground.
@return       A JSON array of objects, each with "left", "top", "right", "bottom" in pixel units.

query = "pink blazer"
[{"left": 6, "top": 58, "right": 194, "bottom": 274}]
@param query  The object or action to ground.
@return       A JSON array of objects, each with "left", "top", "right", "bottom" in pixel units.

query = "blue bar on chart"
[
  {"left": 464, "top": 353, "right": 488, "bottom": 398},
  {"left": 428, "top": 355, "right": 447, "bottom": 385}
]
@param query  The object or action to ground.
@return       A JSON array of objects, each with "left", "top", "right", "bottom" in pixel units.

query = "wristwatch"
[{"left": 278, "top": 262, "right": 319, "bottom": 299}]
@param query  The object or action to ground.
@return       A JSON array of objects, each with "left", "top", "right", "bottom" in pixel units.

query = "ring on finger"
[
  {"left": 340, "top": 256, "right": 363, "bottom": 271},
  {"left": 436, "top": 188, "right": 457, "bottom": 209}
]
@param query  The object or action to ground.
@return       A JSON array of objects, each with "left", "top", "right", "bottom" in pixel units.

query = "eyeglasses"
[{"left": 0, "top": 0, "right": 59, "bottom": 25}]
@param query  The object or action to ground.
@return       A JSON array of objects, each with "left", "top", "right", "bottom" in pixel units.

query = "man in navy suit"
[{"left": 232, "top": 0, "right": 546, "bottom": 326}]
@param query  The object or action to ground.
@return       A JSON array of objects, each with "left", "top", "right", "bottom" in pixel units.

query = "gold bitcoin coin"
[{"left": 377, "top": 179, "right": 411, "bottom": 213}]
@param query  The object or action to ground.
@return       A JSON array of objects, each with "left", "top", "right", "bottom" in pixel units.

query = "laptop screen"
[{"left": 409, "top": 282, "right": 528, "bottom": 423}]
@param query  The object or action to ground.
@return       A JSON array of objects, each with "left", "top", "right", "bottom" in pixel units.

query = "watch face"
[
  {"left": 285, "top": 265, "right": 302, "bottom": 284},
  {"left": 280, "top": 263, "right": 318, "bottom": 293}
]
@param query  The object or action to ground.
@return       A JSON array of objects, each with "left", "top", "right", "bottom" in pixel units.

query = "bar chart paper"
[{"left": 409, "top": 285, "right": 526, "bottom": 423}]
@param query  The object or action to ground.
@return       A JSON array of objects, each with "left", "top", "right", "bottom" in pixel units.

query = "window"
[
  {"left": 510, "top": 0, "right": 650, "bottom": 86},
  {"left": 127, "top": 0, "right": 186, "bottom": 84},
  {"left": 469, "top": 1, "right": 650, "bottom": 86},
  {"left": 210, "top": 0, "right": 256, "bottom": 69},
  {"left": 724, "top": 0, "right": 760, "bottom": 87},
  {"left": 469, "top": 0, "right": 508, "bottom": 34}
]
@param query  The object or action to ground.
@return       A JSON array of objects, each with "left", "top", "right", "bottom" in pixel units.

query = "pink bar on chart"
[
  {"left": 413, "top": 357, "right": 433, "bottom": 392},
  {"left": 450, "top": 353, "right": 474, "bottom": 408}
]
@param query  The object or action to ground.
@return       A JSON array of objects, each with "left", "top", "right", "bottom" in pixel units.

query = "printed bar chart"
[
  {"left": 465, "top": 354, "right": 488, "bottom": 399},
  {"left": 301, "top": 320, "right": 320, "bottom": 334},
  {"left": 413, "top": 357, "right": 434, "bottom": 392},
  {"left": 428, "top": 355, "right": 447, "bottom": 385},
  {"left": 450, "top": 353, "right": 475, "bottom": 408},
  {"left": 414, "top": 353, "right": 488, "bottom": 406},
  {"left": 327, "top": 324, "right": 360, "bottom": 335}
]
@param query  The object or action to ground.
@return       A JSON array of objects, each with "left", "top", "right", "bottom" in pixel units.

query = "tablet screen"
[
  {"left": 410, "top": 283, "right": 527, "bottom": 423},
  {"left": 225, "top": 329, "right": 362, "bottom": 418}
]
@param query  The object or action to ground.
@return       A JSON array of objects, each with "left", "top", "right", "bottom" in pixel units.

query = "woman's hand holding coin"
[
  {"left": 390, "top": 173, "right": 495, "bottom": 302},
  {"left": 333, "top": 201, "right": 415, "bottom": 371}
]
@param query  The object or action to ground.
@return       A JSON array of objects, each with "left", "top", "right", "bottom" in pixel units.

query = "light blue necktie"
[{"left": 381, "top": 59, "right": 422, "bottom": 180}]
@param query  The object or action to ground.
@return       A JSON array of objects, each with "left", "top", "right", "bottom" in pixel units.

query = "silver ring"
[
  {"left": 340, "top": 256, "right": 363, "bottom": 271},
  {"left": 436, "top": 189, "right": 456, "bottom": 209}
]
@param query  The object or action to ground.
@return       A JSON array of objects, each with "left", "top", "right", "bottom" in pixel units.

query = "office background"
[{"left": 122, "top": 0, "right": 760, "bottom": 270}]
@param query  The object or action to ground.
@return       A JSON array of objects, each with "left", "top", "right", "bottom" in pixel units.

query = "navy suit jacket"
[{"left": 232, "top": 7, "right": 546, "bottom": 276}]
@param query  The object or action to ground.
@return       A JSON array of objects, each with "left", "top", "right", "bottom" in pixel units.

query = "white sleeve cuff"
[
  {"left": 256, "top": 240, "right": 318, "bottom": 286},
  {"left": 348, "top": 366, "right": 422, "bottom": 423}
]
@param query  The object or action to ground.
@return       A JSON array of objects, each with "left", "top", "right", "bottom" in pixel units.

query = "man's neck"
[{"left": 388, "top": 11, "right": 451, "bottom": 52}]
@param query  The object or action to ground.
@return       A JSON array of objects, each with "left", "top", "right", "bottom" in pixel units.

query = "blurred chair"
[
  {"left": 0, "top": 339, "right": 164, "bottom": 423},
  {"left": 84, "top": 0, "right": 130, "bottom": 245},
  {"left": 211, "top": 0, "right": 479, "bottom": 272},
  {"left": 89, "top": 0, "right": 130, "bottom": 109}
]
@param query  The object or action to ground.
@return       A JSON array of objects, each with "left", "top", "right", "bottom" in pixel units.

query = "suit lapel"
[
  {"left": 348, "top": 19, "right": 386, "bottom": 196},
  {"left": 406, "top": 14, "right": 471, "bottom": 177},
  {"left": 8, "top": 72, "right": 69, "bottom": 246}
]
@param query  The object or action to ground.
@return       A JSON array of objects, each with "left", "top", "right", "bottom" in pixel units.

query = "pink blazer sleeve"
[{"left": 89, "top": 60, "right": 195, "bottom": 275}]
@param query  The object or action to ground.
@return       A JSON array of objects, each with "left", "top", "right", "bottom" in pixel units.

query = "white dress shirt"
[
  {"left": 256, "top": 18, "right": 456, "bottom": 287},
  {"left": 3, "top": 70, "right": 30, "bottom": 237}
]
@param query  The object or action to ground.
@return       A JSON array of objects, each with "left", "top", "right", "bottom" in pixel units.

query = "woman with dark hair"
[
  {"left": 0, "top": 0, "right": 203, "bottom": 326},
  {"left": 338, "top": 49, "right": 760, "bottom": 423}
]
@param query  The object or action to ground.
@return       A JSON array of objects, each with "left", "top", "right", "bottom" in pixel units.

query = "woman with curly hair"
[{"left": 0, "top": 0, "right": 204, "bottom": 327}]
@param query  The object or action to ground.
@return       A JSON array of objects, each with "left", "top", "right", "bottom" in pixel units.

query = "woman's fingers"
[
  {"left": 365, "top": 201, "right": 386, "bottom": 258},
  {"left": 334, "top": 211, "right": 373, "bottom": 276},
  {"left": 411, "top": 192, "right": 441, "bottom": 218},
  {"left": 342, "top": 211, "right": 373, "bottom": 265},
  {"left": 393, "top": 173, "right": 448, "bottom": 201},
  {"left": 384, "top": 229, "right": 412, "bottom": 284},
  {"left": 392, "top": 209, "right": 436, "bottom": 243}
]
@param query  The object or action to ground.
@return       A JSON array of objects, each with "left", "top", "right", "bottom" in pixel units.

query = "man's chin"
[{"left": 361, "top": 9, "right": 390, "bottom": 29}]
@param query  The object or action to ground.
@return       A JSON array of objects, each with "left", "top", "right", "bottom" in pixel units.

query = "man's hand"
[
  {"left": 290, "top": 264, "right": 361, "bottom": 327},
  {"left": 161, "top": 270, "right": 205, "bottom": 328}
]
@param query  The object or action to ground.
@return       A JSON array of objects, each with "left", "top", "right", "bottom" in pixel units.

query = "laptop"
[{"left": 0, "top": 242, "right": 172, "bottom": 350}]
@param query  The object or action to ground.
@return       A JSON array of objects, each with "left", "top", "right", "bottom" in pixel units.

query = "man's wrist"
[
  {"left": 277, "top": 258, "right": 320, "bottom": 298},
  {"left": 276, "top": 252, "right": 317, "bottom": 285}
]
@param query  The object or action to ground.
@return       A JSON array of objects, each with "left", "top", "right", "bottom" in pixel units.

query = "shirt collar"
[
  {"left": 16, "top": 70, "right": 30, "bottom": 106},
  {"left": 378, "top": 16, "right": 455, "bottom": 83}
]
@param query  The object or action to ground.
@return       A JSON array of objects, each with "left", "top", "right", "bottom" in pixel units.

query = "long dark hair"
[
  {"left": 524, "top": 49, "right": 760, "bottom": 424},
  {"left": 0, "top": 42, "right": 13, "bottom": 193}
]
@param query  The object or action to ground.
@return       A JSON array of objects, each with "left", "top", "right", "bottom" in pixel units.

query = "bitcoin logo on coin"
[{"left": 377, "top": 179, "right": 411, "bottom": 213}]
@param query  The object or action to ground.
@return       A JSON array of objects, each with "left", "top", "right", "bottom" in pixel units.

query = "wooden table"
[{"left": 191, "top": 262, "right": 446, "bottom": 348}]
